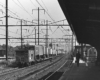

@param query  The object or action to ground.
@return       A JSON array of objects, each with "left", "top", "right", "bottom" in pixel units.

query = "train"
[
  {"left": 0, "top": 45, "right": 66, "bottom": 68},
  {"left": 15, "top": 45, "right": 58, "bottom": 67}
]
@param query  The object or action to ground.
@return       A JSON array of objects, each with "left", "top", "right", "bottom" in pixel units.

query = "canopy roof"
[{"left": 58, "top": 0, "right": 100, "bottom": 49}]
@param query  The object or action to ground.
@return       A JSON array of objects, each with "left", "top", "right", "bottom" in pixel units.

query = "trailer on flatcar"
[
  {"left": 16, "top": 46, "right": 35, "bottom": 66},
  {"left": 15, "top": 45, "right": 58, "bottom": 67}
]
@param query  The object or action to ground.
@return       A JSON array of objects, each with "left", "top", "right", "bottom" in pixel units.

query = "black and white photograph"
[{"left": 0, "top": 0, "right": 99, "bottom": 80}]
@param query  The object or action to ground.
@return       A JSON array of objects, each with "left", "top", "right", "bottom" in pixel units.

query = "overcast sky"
[
  {"left": 0, "top": 0, "right": 67, "bottom": 21},
  {"left": 0, "top": 0, "right": 74, "bottom": 47}
]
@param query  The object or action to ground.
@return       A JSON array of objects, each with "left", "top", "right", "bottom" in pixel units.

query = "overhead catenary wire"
[
  {"left": 49, "top": 26, "right": 52, "bottom": 32},
  {"left": 34, "top": 0, "right": 57, "bottom": 37},
  {"left": 41, "top": 29, "right": 45, "bottom": 34},
  {"left": 18, "top": 24, "right": 37, "bottom": 38},
  {"left": 0, "top": 3, "right": 20, "bottom": 18},
  {"left": 49, "top": 26, "right": 59, "bottom": 36},
  {"left": 30, "top": 0, "right": 37, "bottom": 8},
  {"left": 22, "top": 29, "right": 36, "bottom": 37},
  {"left": 48, "top": 19, "right": 71, "bottom": 35},
  {"left": 0, "top": 1, "right": 23, "bottom": 18},
  {"left": 0, "top": 28, "right": 38, "bottom": 40},
  {"left": 12, "top": 0, "right": 28, "bottom": 13},
  {"left": 20, "top": 27, "right": 44, "bottom": 38},
  {"left": 48, "top": 19, "right": 67, "bottom": 25},
  {"left": 0, "top": 0, "right": 69, "bottom": 46},
  {"left": 0, "top": 33, "right": 19, "bottom": 38},
  {"left": 0, "top": 4, "right": 25, "bottom": 24},
  {"left": 0, "top": 23, "right": 37, "bottom": 40},
  {"left": 0, "top": 13, "right": 38, "bottom": 43},
  {"left": 12, "top": 0, "right": 36, "bottom": 19},
  {"left": 0, "top": 11, "right": 21, "bottom": 24},
  {"left": 59, "top": 27, "right": 66, "bottom": 34},
  {"left": 8, "top": 9, "right": 20, "bottom": 18},
  {"left": 17, "top": 0, "right": 36, "bottom": 19},
  {"left": 9, "top": 16, "right": 37, "bottom": 24},
  {"left": 0, "top": 3, "right": 28, "bottom": 25},
  {"left": 41, "top": 0, "right": 48, "bottom": 11},
  {"left": 35, "top": 0, "right": 70, "bottom": 36},
  {"left": 0, "top": 28, "right": 21, "bottom": 35},
  {"left": 36, "top": 0, "right": 55, "bottom": 22},
  {"left": 0, "top": 1, "right": 46, "bottom": 46}
]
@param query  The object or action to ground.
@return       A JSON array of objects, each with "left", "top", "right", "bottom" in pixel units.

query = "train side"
[
  {"left": 16, "top": 50, "right": 33, "bottom": 64},
  {"left": 15, "top": 45, "right": 57, "bottom": 67},
  {"left": 16, "top": 46, "right": 35, "bottom": 66}
]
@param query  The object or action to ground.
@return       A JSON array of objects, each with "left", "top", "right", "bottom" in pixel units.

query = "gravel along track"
[
  {"left": 17, "top": 54, "right": 71, "bottom": 80},
  {"left": 17, "top": 55, "right": 65, "bottom": 80},
  {"left": 36, "top": 59, "right": 72, "bottom": 80},
  {"left": 0, "top": 54, "right": 64, "bottom": 80}
]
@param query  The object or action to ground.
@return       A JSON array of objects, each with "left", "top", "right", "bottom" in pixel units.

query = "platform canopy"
[{"left": 58, "top": 0, "right": 100, "bottom": 49}]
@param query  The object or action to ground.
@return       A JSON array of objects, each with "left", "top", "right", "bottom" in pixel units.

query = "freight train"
[
  {"left": 0, "top": 45, "right": 65, "bottom": 68},
  {"left": 15, "top": 45, "right": 58, "bottom": 67}
]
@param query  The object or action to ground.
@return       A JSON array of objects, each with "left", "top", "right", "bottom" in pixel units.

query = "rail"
[{"left": 0, "top": 54, "right": 64, "bottom": 80}]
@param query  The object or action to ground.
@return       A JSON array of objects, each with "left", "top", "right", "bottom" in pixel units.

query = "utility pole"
[
  {"left": 35, "top": 27, "right": 36, "bottom": 45},
  {"left": 46, "top": 20, "right": 48, "bottom": 48},
  {"left": 6, "top": 0, "right": 8, "bottom": 61},
  {"left": 81, "top": 43, "right": 83, "bottom": 56},
  {"left": 71, "top": 33, "right": 73, "bottom": 53},
  {"left": 32, "top": 7, "right": 45, "bottom": 45},
  {"left": 45, "top": 20, "right": 48, "bottom": 56},
  {"left": 38, "top": 7, "right": 39, "bottom": 45},
  {"left": 75, "top": 36, "right": 76, "bottom": 47},
  {"left": 57, "top": 44, "right": 58, "bottom": 55},
  {"left": 21, "top": 20, "right": 23, "bottom": 48}
]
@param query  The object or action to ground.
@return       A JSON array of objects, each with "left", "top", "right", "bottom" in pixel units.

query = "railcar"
[
  {"left": 48, "top": 48, "right": 52, "bottom": 57},
  {"left": 43, "top": 46, "right": 48, "bottom": 58},
  {"left": 38, "top": 45, "right": 45, "bottom": 60},
  {"left": 15, "top": 45, "right": 58, "bottom": 67},
  {"left": 34, "top": 45, "right": 40, "bottom": 61},
  {"left": 16, "top": 47, "right": 35, "bottom": 67},
  {"left": 52, "top": 49, "right": 57, "bottom": 56}
]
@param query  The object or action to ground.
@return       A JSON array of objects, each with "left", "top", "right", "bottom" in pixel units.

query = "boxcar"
[
  {"left": 52, "top": 49, "right": 57, "bottom": 56},
  {"left": 48, "top": 48, "right": 52, "bottom": 57},
  {"left": 16, "top": 49, "right": 35, "bottom": 64}
]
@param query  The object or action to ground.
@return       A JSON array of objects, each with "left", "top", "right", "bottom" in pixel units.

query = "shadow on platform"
[
  {"left": 37, "top": 58, "right": 100, "bottom": 80},
  {"left": 61, "top": 59, "right": 100, "bottom": 80}
]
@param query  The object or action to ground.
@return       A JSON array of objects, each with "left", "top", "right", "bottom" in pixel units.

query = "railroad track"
[
  {"left": 0, "top": 54, "right": 64, "bottom": 80},
  {"left": 43, "top": 60, "right": 72, "bottom": 80},
  {"left": 17, "top": 55, "right": 66, "bottom": 80},
  {"left": 17, "top": 54, "right": 71, "bottom": 80},
  {"left": 0, "top": 67, "right": 18, "bottom": 74},
  {"left": 0, "top": 55, "right": 59, "bottom": 75},
  {"left": 32, "top": 56, "right": 72, "bottom": 80}
]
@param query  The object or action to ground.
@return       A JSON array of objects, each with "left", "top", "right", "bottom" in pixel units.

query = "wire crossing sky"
[
  {"left": 0, "top": 0, "right": 73, "bottom": 47},
  {"left": 0, "top": 0, "right": 67, "bottom": 21}
]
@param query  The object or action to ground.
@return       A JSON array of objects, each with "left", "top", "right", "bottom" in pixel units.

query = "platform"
[{"left": 60, "top": 58, "right": 100, "bottom": 80}]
